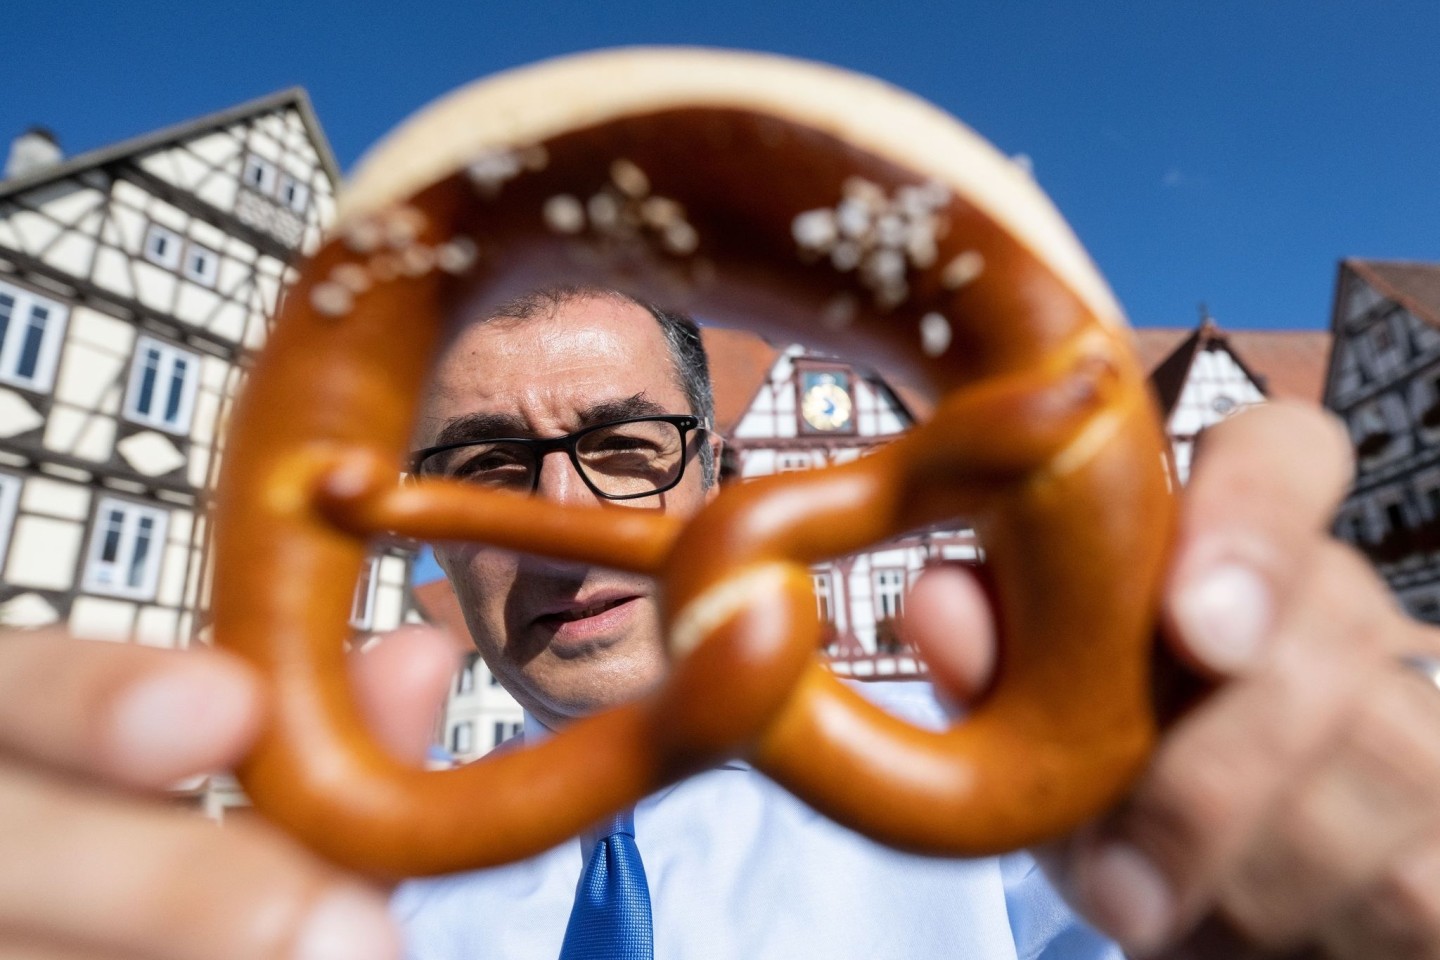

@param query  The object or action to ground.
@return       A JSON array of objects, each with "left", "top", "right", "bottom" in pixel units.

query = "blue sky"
[{"left": 7, "top": 1, "right": 1438, "bottom": 331}]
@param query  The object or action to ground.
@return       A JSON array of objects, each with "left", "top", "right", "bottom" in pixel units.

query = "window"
[
  {"left": 873, "top": 568, "right": 905, "bottom": 620},
  {"left": 451, "top": 721, "right": 474, "bottom": 755},
  {"left": 0, "top": 473, "right": 19, "bottom": 571},
  {"left": 777, "top": 452, "right": 812, "bottom": 473},
  {"left": 124, "top": 336, "right": 200, "bottom": 433},
  {"left": 0, "top": 280, "right": 68, "bottom": 392},
  {"left": 349, "top": 556, "right": 379, "bottom": 630},
  {"left": 83, "top": 498, "right": 169, "bottom": 600},
  {"left": 142, "top": 224, "right": 182, "bottom": 270},
  {"left": 456, "top": 653, "right": 478, "bottom": 695},
  {"left": 182, "top": 244, "right": 219, "bottom": 287},
  {"left": 491, "top": 721, "right": 523, "bottom": 749},
  {"left": 279, "top": 173, "right": 310, "bottom": 213},
  {"left": 812, "top": 572, "right": 834, "bottom": 622},
  {"left": 242, "top": 155, "right": 278, "bottom": 193}
]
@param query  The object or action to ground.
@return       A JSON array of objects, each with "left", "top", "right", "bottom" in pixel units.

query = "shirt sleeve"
[{"left": 1000, "top": 851, "right": 1125, "bottom": 960}]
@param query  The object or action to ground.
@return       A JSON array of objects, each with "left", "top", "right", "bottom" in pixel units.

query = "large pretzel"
[{"left": 213, "top": 48, "right": 1174, "bottom": 877}]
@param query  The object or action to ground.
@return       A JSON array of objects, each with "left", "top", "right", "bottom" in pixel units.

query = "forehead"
[{"left": 420, "top": 295, "right": 684, "bottom": 440}]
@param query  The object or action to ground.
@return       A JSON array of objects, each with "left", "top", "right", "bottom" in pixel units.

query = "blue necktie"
[{"left": 558, "top": 808, "right": 653, "bottom": 960}]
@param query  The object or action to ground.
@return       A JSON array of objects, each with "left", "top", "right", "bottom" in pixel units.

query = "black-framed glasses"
[{"left": 410, "top": 414, "right": 704, "bottom": 501}]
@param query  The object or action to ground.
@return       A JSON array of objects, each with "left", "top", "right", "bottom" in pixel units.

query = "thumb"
[
  {"left": 350, "top": 626, "right": 461, "bottom": 764},
  {"left": 900, "top": 563, "right": 997, "bottom": 705}
]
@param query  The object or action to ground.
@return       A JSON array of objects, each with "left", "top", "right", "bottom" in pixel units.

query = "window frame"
[
  {"left": 872, "top": 567, "right": 906, "bottom": 621},
  {"left": 123, "top": 334, "right": 201, "bottom": 435},
  {"left": 349, "top": 555, "right": 380, "bottom": 631},
  {"left": 142, "top": 223, "right": 183, "bottom": 270},
  {"left": 812, "top": 571, "right": 834, "bottom": 623},
  {"left": 82, "top": 497, "right": 170, "bottom": 600},
  {"left": 0, "top": 279, "right": 69, "bottom": 393},
  {"left": 242, "top": 155, "right": 278, "bottom": 194},
  {"left": 278, "top": 173, "right": 310, "bottom": 214},
  {"left": 451, "top": 721, "right": 474, "bottom": 755},
  {"left": 182, "top": 243, "right": 220, "bottom": 288}
]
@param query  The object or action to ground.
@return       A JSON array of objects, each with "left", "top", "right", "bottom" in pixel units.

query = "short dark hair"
[{"left": 486, "top": 285, "right": 717, "bottom": 486}]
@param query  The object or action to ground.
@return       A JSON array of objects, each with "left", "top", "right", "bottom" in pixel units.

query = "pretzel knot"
[{"left": 214, "top": 48, "right": 1174, "bottom": 877}]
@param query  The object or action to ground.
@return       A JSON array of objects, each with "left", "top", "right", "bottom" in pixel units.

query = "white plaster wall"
[
  {"left": 44, "top": 232, "right": 95, "bottom": 277},
  {"left": 175, "top": 284, "right": 221, "bottom": 328},
  {"left": 133, "top": 260, "right": 178, "bottom": 314},
  {"left": 135, "top": 605, "right": 181, "bottom": 647},
  {"left": 43, "top": 408, "right": 117, "bottom": 462},
  {"left": 157, "top": 537, "right": 191, "bottom": 608},
  {"left": 69, "top": 595, "right": 136, "bottom": 642},
  {"left": 91, "top": 246, "right": 135, "bottom": 300},
  {"left": 7, "top": 209, "right": 61, "bottom": 256},
  {"left": 20, "top": 476, "right": 90, "bottom": 520},
  {"left": 5, "top": 514, "right": 82, "bottom": 590}
]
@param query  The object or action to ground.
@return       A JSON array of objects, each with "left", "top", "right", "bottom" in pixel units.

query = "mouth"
[
  {"left": 531, "top": 593, "right": 645, "bottom": 653},
  {"left": 536, "top": 596, "right": 633, "bottom": 625}
]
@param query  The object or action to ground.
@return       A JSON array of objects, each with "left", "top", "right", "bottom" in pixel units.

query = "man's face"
[{"left": 419, "top": 294, "right": 714, "bottom": 728}]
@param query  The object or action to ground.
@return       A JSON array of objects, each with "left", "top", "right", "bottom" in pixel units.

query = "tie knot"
[{"left": 589, "top": 807, "right": 635, "bottom": 843}]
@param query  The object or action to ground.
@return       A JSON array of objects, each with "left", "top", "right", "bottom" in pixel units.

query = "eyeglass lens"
[{"left": 421, "top": 420, "right": 689, "bottom": 498}]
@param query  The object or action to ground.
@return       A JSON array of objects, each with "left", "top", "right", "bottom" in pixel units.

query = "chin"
[{"left": 535, "top": 650, "right": 669, "bottom": 718}]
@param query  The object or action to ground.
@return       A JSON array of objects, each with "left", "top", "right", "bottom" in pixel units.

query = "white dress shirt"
[{"left": 392, "top": 682, "right": 1122, "bottom": 959}]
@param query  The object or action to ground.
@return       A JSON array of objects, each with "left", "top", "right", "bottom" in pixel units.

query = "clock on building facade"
[{"left": 799, "top": 370, "right": 855, "bottom": 433}]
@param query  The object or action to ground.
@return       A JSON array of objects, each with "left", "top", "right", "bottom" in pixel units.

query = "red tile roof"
[
  {"left": 703, "top": 321, "right": 1333, "bottom": 432},
  {"left": 1347, "top": 259, "right": 1440, "bottom": 331},
  {"left": 700, "top": 326, "right": 781, "bottom": 435}
]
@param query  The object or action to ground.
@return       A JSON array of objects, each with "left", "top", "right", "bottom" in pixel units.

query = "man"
[
  {"left": 2, "top": 286, "right": 1439, "bottom": 959},
  {"left": 398, "top": 286, "right": 1117, "bottom": 958}
]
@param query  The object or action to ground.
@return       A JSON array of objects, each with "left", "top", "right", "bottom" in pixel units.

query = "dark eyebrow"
[
  {"left": 428, "top": 411, "right": 530, "bottom": 450},
  {"left": 577, "top": 393, "right": 668, "bottom": 427},
  {"left": 427, "top": 393, "right": 670, "bottom": 450}
]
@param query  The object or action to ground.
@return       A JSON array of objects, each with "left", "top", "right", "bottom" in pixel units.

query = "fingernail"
[
  {"left": 1084, "top": 842, "right": 1173, "bottom": 952},
  {"left": 110, "top": 665, "right": 253, "bottom": 782},
  {"left": 1173, "top": 563, "right": 1271, "bottom": 672},
  {"left": 295, "top": 888, "right": 401, "bottom": 960}
]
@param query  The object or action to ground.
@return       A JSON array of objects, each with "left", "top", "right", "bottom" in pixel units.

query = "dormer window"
[
  {"left": 243, "top": 154, "right": 278, "bottom": 193},
  {"left": 183, "top": 244, "right": 219, "bottom": 287},
  {"left": 143, "top": 224, "right": 219, "bottom": 289},
  {"left": 143, "top": 224, "right": 183, "bottom": 270},
  {"left": 279, "top": 173, "right": 310, "bottom": 213}
]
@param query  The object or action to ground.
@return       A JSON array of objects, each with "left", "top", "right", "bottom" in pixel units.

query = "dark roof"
[
  {"left": 1143, "top": 318, "right": 1332, "bottom": 413},
  {"left": 0, "top": 88, "right": 340, "bottom": 200},
  {"left": 703, "top": 318, "right": 1331, "bottom": 436},
  {"left": 1347, "top": 259, "right": 1440, "bottom": 330}
]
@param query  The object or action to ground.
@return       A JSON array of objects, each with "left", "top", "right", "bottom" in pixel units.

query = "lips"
[
  {"left": 528, "top": 590, "right": 647, "bottom": 654},
  {"left": 535, "top": 595, "right": 632, "bottom": 626}
]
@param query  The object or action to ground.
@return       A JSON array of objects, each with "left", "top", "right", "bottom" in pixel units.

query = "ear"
[{"left": 705, "top": 434, "right": 726, "bottom": 504}]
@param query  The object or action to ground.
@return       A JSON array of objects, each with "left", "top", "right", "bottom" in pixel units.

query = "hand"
[
  {"left": 908, "top": 400, "right": 1440, "bottom": 958},
  {"left": 0, "top": 624, "right": 456, "bottom": 960}
]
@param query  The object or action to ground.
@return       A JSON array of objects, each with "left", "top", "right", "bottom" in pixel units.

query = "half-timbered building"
[
  {"left": 1137, "top": 318, "right": 1332, "bottom": 483},
  {"left": 1323, "top": 259, "right": 1440, "bottom": 624},
  {"left": 712, "top": 334, "right": 979, "bottom": 680},
  {"left": 0, "top": 91, "right": 411, "bottom": 647}
]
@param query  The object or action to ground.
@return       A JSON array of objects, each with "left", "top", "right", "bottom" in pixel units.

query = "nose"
[{"left": 532, "top": 448, "right": 602, "bottom": 505}]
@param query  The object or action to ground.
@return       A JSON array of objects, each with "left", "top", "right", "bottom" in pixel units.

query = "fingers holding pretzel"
[
  {"left": 214, "top": 47, "right": 1175, "bottom": 874},
  {"left": 942, "top": 402, "right": 1440, "bottom": 960}
]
